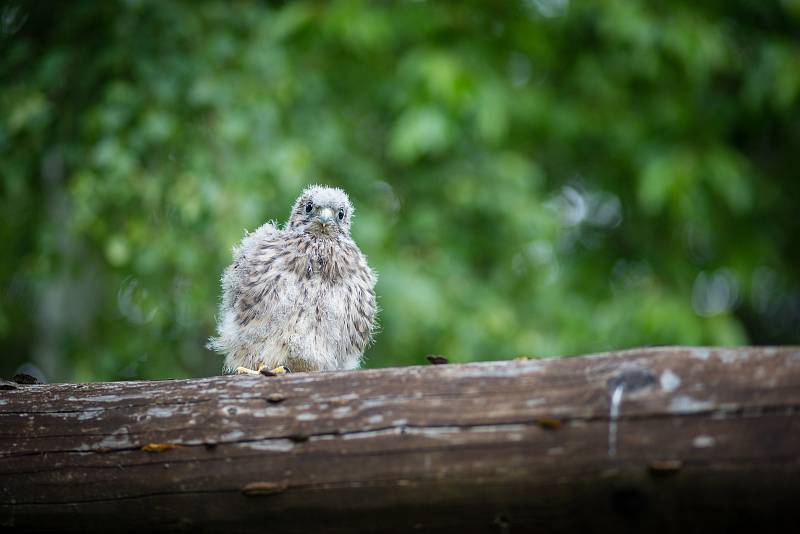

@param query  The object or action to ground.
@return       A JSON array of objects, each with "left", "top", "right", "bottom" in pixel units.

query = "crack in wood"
[{"left": 2, "top": 403, "right": 799, "bottom": 461}]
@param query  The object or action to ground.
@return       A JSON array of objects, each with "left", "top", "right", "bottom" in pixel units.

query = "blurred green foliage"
[{"left": 1, "top": 0, "right": 799, "bottom": 382}]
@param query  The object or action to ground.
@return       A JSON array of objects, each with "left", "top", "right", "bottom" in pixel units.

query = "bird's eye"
[
  {"left": 338, "top": 208, "right": 345, "bottom": 221},
  {"left": 305, "top": 202, "right": 313, "bottom": 214}
]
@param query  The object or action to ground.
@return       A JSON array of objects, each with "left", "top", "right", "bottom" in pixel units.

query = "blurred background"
[{"left": 1, "top": 0, "right": 799, "bottom": 382}]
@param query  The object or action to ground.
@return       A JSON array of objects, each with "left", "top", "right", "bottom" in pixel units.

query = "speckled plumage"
[{"left": 209, "top": 186, "right": 378, "bottom": 374}]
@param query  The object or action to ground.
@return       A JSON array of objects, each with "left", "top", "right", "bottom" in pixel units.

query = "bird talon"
[
  {"left": 235, "top": 366, "right": 261, "bottom": 375},
  {"left": 256, "top": 365, "right": 291, "bottom": 377}
]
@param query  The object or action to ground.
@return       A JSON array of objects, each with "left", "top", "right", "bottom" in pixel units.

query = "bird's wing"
[
  {"left": 342, "top": 246, "right": 379, "bottom": 353},
  {"left": 229, "top": 222, "right": 290, "bottom": 328}
]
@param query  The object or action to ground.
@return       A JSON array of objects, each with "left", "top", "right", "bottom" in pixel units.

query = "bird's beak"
[{"left": 318, "top": 207, "right": 335, "bottom": 225}]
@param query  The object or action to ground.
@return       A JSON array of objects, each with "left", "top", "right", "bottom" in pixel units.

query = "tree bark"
[{"left": 1, "top": 346, "right": 799, "bottom": 533}]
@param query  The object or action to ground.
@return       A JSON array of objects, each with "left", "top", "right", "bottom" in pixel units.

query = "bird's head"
[{"left": 288, "top": 185, "right": 354, "bottom": 237}]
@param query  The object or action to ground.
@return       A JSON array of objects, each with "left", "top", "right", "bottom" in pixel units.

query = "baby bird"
[{"left": 209, "top": 186, "right": 378, "bottom": 374}]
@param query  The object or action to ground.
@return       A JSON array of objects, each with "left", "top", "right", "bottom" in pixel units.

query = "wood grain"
[{"left": 1, "top": 346, "right": 799, "bottom": 532}]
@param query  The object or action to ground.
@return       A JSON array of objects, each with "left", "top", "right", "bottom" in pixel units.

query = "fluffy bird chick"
[{"left": 209, "top": 186, "right": 378, "bottom": 374}]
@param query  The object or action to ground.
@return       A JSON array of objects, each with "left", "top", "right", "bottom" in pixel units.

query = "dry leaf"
[
  {"left": 142, "top": 443, "right": 181, "bottom": 452},
  {"left": 13, "top": 373, "right": 39, "bottom": 385},
  {"left": 535, "top": 417, "right": 563, "bottom": 429},
  {"left": 242, "top": 481, "right": 288, "bottom": 496},
  {"left": 648, "top": 459, "right": 682, "bottom": 475},
  {"left": 266, "top": 393, "right": 285, "bottom": 403}
]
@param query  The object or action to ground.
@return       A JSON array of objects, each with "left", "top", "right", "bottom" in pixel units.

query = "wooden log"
[{"left": 1, "top": 346, "right": 799, "bottom": 533}]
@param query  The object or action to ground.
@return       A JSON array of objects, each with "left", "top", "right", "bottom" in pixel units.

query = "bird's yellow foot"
[
  {"left": 236, "top": 365, "right": 290, "bottom": 376},
  {"left": 259, "top": 364, "right": 290, "bottom": 376}
]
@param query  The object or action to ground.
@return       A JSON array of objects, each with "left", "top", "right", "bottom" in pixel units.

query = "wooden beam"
[{"left": 2, "top": 346, "right": 799, "bottom": 532}]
